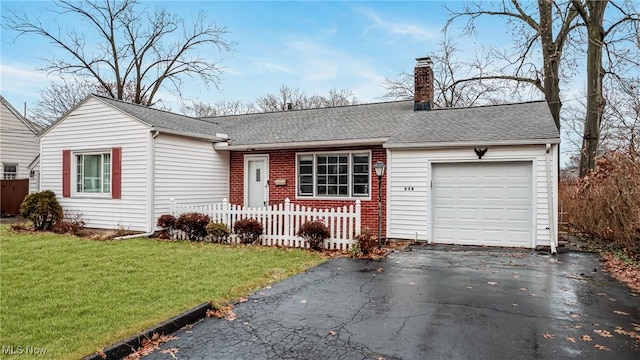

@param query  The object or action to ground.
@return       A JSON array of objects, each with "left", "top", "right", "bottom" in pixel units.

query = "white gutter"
[
  {"left": 150, "top": 127, "right": 228, "bottom": 142},
  {"left": 219, "top": 137, "right": 389, "bottom": 151},
  {"left": 545, "top": 143, "right": 557, "bottom": 254},
  {"left": 384, "top": 138, "right": 561, "bottom": 149}
]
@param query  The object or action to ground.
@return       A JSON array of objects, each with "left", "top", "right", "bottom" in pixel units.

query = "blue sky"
[{"left": 1, "top": 1, "right": 510, "bottom": 112}]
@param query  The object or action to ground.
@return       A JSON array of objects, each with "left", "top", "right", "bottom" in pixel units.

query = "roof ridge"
[
  {"left": 92, "top": 94, "right": 220, "bottom": 125},
  {"left": 201, "top": 100, "right": 412, "bottom": 120},
  {"left": 431, "top": 100, "right": 546, "bottom": 112}
]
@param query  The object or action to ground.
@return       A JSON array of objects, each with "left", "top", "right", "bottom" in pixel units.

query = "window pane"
[
  {"left": 297, "top": 155, "right": 314, "bottom": 196},
  {"left": 103, "top": 153, "right": 111, "bottom": 193},
  {"left": 76, "top": 155, "right": 84, "bottom": 192},
  {"left": 352, "top": 154, "right": 370, "bottom": 196}
]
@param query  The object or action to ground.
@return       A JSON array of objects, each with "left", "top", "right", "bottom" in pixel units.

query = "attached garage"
[
  {"left": 384, "top": 101, "right": 560, "bottom": 250},
  {"left": 431, "top": 161, "right": 532, "bottom": 247}
]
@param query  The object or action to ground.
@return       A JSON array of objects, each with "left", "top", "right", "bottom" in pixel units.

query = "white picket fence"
[{"left": 169, "top": 198, "right": 361, "bottom": 250}]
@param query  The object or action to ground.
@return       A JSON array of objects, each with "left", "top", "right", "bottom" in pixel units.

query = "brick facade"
[{"left": 229, "top": 145, "right": 387, "bottom": 235}]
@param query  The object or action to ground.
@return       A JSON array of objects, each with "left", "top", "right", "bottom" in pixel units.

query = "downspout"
[
  {"left": 147, "top": 130, "right": 160, "bottom": 233},
  {"left": 545, "top": 144, "right": 557, "bottom": 254}
]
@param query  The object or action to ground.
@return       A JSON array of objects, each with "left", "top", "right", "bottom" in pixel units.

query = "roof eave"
[
  {"left": 151, "top": 127, "right": 228, "bottom": 142},
  {"left": 219, "top": 137, "right": 389, "bottom": 151},
  {"left": 384, "top": 138, "right": 561, "bottom": 149}
]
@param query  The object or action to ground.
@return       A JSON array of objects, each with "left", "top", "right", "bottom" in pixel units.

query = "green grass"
[{"left": 0, "top": 226, "right": 324, "bottom": 359}]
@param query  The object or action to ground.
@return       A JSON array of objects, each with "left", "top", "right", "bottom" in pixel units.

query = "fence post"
[
  {"left": 222, "top": 198, "right": 229, "bottom": 229},
  {"left": 284, "top": 198, "right": 291, "bottom": 241},
  {"left": 355, "top": 199, "right": 361, "bottom": 236}
]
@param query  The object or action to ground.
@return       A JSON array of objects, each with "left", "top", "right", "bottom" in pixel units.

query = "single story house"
[
  {"left": 38, "top": 58, "right": 560, "bottom": 249},
  {"left": 1, "top": 95, "right": 42, "bottom": 215}
]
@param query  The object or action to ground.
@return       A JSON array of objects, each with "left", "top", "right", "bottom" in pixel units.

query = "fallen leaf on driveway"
[
  {"left": 570, "top": 313, "right": 580, "bottom": 319},
  {"left": 580, "top": 335, "right": 593, "bottom": 341},
  {"left": 225, "top": 310, "right": 237, "bottom": 321},
  {"left": 598, "top": 292, "right": 607, "bottom": 296},
  {"left": 529, "top": 293, "right": 537, "bottom": 297},
  {"left": 376, "top": 267, "right": 385, "bottom": 272},
  {"left": 329, "top": 330, "right": 337, "bottom": 336},
  {"left": 466, "top": 286, "right": 473, "bottom": 289},
  {"left": 266, "top": 286, "right": 272, "bottom": 289},
  {"left": 487, "top": 281, "right": 497, "bottom": 286},
  {"left": 301, "top": 299, "right": 307, "bottom": 304},
  {"left": 566, "top": 336, "right": 577, "bottom": 343},
  {"left": 513, "top": 274, "right": 520, "bottom": 279},
  {"left": 519, "top": 287, "right": 527, "bottom": 291},
  {"left": 542, "top": 333, "right": 554, "bottom": 339},
  {"left": 594, "top": 344, "right": 610, "bottom": 351},
  {"left": 570, "top": 325, "right": 583, "bottom": 329},
  {"left": 160, "top": 348, "right": 179, "bottom": 355},
  {"left": 608, "top": 298, "right": 617, "bottom": 302},
  {"left": 565, "top": 302, "right": 577, "bottom": 306},
  {"left": 614, "top": 310, "right": 629, "bottom": 315},
  {"left": 594, "top": 329, "right": 613, "bottom": 338},
  {"left": 238, "top": 297, "right": 248, "bottom": 303},
  {"left": 614, "top": 328, "right": 640, "bottom": 343},
  {"left": 511, "top": 303, "right": 519, "bottom": 307},
  {"left": 410, "top": 281, "right": 416, "bottom": 285}
]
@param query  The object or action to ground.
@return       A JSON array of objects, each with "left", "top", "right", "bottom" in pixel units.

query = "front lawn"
[{"left": 0, "top": 227, "right": 324, "bottom": 359}]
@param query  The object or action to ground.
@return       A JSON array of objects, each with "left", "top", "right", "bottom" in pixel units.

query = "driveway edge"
[{"left": 81, "top": 302, "right": 212, "bottom": 360}]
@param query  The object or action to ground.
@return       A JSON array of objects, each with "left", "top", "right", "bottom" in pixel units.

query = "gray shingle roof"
[
  {"left": 209, "top": 100, "right": 559, "bottom": 147},
  {"left": 94, "top": 95, "right": 224, "bottom": 138}
]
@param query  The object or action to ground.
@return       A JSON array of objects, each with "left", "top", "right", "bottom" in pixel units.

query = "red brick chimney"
[{"left": 414, "top": 56, "right": 433, "bottom": 110}]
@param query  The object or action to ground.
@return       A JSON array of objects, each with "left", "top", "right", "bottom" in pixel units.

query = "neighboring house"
[
  {"left": 0, "top": 96, "right": 42, "bottom": 216},
  {"left": 39, "top": 58, "right": 560, "bottom": 249}
]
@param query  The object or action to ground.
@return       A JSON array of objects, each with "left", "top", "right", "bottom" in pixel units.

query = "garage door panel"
[{"left": 432, "top": 162, "right": 532, "bottom": 248}]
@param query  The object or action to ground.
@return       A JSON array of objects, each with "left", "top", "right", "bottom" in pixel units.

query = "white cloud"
[{"left": 359, "top": 8, "right": 437, "bottom": 42}]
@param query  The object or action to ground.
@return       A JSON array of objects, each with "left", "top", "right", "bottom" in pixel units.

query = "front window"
[
  {"left": 297, "top": 152, "right": 370, "bottom": 198},
  {"left": 76, "top": 152, "right": 111, "bottom": 194},
  {"left": 3, "top": 164, "right": 17, "bottom": 180}
]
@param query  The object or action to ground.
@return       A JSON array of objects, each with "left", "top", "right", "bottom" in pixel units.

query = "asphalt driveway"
[{"left": 145, "top": 246, "right": 639, "bottom": 360}]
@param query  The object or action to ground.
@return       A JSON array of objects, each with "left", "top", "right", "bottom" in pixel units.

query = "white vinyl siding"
[
  {"left": 154, "top": 134, "right": 229, "bottom": 221},
  {"left": 40, "top": 98, "right": 150, "bottom": 231},
  {"left": 387, "top": 145, "right": 558, "bottom": 248},
  {"left": 0, "top": 100, "right": 39, "bottom": 181}
]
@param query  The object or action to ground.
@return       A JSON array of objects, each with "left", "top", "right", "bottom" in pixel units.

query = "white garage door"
[{"left": 432, "top": 162, "right": 532, "bottom": 248}]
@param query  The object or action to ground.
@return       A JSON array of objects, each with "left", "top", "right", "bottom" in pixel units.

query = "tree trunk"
[
  {"left": 579, "top": 1, "right": 607, "bottom": 176},
  {"left": 538, "top": 0, "right": 563, "bottom": 131}
]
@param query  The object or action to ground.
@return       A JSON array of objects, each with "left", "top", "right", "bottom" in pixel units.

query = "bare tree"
[
  {"left": 571, "top": 0, "right": 639, "bottom": 175},
  {"left": 181, "top": 99, "right": 256, "bottom": 117},
  {"left": 31, "top": 78, "right": 146, "bottom": 125},
  {"left": 4, "top": 0, "right": 232, "bottom": 106},
  {"left": 380, "top": 32, "right": 518, "bottom": 108},
  {"left": 255, "top": 85, "right": 358, "bottom": 112},
  {"left": 447, "top": 0, "right": 579, "bottom": 129},
  {"left": 446, "top": 0, "right": 639, "bottom": 174}
]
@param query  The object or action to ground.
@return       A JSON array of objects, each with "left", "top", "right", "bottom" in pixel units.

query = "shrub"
[
  {"left": 175, "top": 212, "right": 210, "bottom": 241},
  {"left": 207, "top": 222, "right": 231, "bottom": 243},
  {"left": 52, "top": 209, "right": 86, "bottom": 235},
  {"left": 156, "top": 214, "right": 177, "bottom": 238},
  {"left": 298, "top": 219, "right": 330, "bottom": 251},
  {"left": 354, "top": 227, "right": 377, "bottom": 255},
  {"left": 561, "top": 152, "right": 640, "bottom": 256},
  {"left": 233, "top": 218, "right": 263, "bottom": 244},
  {"left": 19, "top": 190, "right": 62, "bottom": 231}
]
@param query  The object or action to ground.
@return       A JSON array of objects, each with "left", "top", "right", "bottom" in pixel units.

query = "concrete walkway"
[{"left": 145, "top": 246, "right": 640, "bottom": 360}]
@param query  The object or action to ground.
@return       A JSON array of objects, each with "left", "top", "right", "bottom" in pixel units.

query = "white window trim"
[
  {"left": 3, "top": 163, "right": 18, "bottom": 180},
  {"left": 295, "top": 150, "right": 372, "bottom": 200},
  {"left": 72, "top": 149, "right": 113, "bottom": 198}
]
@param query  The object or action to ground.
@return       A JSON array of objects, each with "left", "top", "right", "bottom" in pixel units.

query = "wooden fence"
[{"left": 170, "top": 198, "right": 361, "bottom": 250}]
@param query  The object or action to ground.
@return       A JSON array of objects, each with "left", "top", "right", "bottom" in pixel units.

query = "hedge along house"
[{"left": 38, "top": 57, "right": 560, "bottom": 249}]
